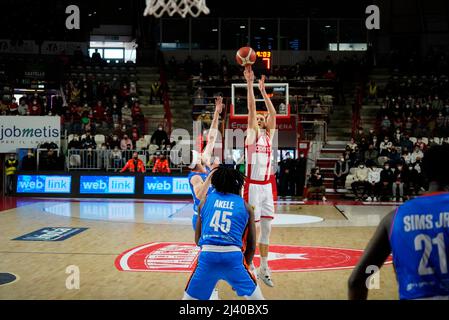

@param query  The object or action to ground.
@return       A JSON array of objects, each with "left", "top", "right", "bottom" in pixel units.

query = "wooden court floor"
[{"left": 0, "top": 200, "right": 398, "bottom": 300}]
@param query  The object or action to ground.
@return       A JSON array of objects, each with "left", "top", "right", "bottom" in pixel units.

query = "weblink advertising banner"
[
  {"left": 0, "top": 116, "right": 60, "bottom": 153},
  {"left": 80, "top": 176, "right": 135, "bottom": 194},
  {"left": 144, "top": 176, "right": 190, "bottom": 195},
  {"left": 16, "top": 175, "right": 72, "bottom": 193}
]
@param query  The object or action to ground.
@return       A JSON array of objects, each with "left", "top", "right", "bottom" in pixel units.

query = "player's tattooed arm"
[
  {"left": 258, "top": 75, "right": 276, "bottom": 130},
  {"left": 244, "top": 201, "right": 257, "bottom": 265},
  {"left": 244, "top": 66, "right": 257, "bottom": 145},
  {"left": 348, "top": 210, "right": 394, "bottom": 300},
  {"left": 202, "top": 96, "right": 223, "bottom": 166}
]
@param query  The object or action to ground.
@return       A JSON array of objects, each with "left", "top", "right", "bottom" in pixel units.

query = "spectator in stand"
[
  {"left": 410, "top": 146, "right": 424, "bottom": 164},
  {"left": 29, "top": 99, "right": 41, "bottom": 115},
  {"left": 136, "top": 136, "right": 148, "bottom": 151},
  {"left": 428, "top": 137, "right": 438, "bottom": 148},
  {"left": 120, "top": 134, "right": 133, "bottom": 151},
  {"left": 152, "top": 153, "right": 171, "bottom": 173},
  {"left": 346, "top": 138, "right": 358, "bottom": 153},
  {"left": 110, "top": 146, "right": 123, "bottom": 171},
  {"left": 379, "top": 162, "right": 394, "bottom": 201},
  {"left": 304, "top": 168, "right": 326, "bottom": 202},
  {"left": 8, "top": 98, "right": 18, "bottom": 115},
  {"left": 354, "top": 128, "right": 366, "bottom": 145},
  {"left": 150, "top": 125, "right": 169, "bottom": 149},
  {"left": 107, "top": 134, "right": 120, "bottom": 150},
  {"left": 435, "top": 112, "right": 445, "bottom": 136},
  {"left": 366, "top": 161, "right": 381, "bottom": 202},
  {"left": 193, "top": 86, "right": 206, "bottom": 106},
  {"left": 415, "top": 137, "right": 427, "bottom": 152},
  {"left": 20, "top": 149, "right": 37, "bottom": 171},
  {"left": 379, "top": 136, "right": 393, "bottom": 157},
  {"left": 111, "top": 103, "right": 121, "bottom": 124},
  {"left": 400, "top": 134, "right": 414, "bottom": 153},
  {"left": 121, "top": 102, "right": 132, "bottom": 126},
  {"left": 351, "top": 162, "right": 370, "bottom": 201},
  {"left": 401, "top": 148, "right": 411, "bottom": 164},
  {"left": 120, "top": 84, "right": 130, "bottom": 102},
  {"left": 121, "top": 152, "right": 145, "bottom": 173},
  {"left": 389, "top": 147, "right": 402, "bottom": 166},
  {"left": 18, "top": 99, "right": 28, "bottom": 115},
  {"left": 407, "top": 161, "right": 422, "bottom": 195},
  {"left": 381, "top": 115, "right": 392, "bottom": 133},
  {"left": 93, "top": 100, "right": 107, "bottom": 129},
  {"left": 364, "top": 144, "right": 379, "bottom": 165},
  {"left": 81, "top": 131, "right": 96, "bottom": 149},
  {"left": 68, "top": 135, "right": 82, "bottom": 150},
  {"left": 333, "top": 155, "right": 349, "bottom": 191},
  {"left": 131, "top": 131, "right": 139, "bottom": 149},
  {"left": 392, "top": 163, "right": 408, "bottom": 202},
  {"left": 111, "top": 123, "right": 124, "bottom": 139},
  {"left": 131, "top": 102, "right": 144, "bottom": 132}
]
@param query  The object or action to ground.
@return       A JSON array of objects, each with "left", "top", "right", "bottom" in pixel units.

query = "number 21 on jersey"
[{"left": 210, "top": 210, "right": 233, "bottom": 233}]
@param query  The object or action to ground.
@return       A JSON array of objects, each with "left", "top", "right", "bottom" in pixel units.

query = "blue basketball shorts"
[{"left": 185, "top": 250, "right": 257, "bottom": 300}]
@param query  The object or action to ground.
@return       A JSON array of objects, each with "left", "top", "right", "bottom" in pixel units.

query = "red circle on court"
[{"left": 115, "top": 242, "right": 393, "bottom": 273}]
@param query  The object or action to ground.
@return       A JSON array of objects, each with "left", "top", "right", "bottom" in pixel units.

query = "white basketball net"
[{"left": 144, "top": 0, "right": 210, "bottom": 18}]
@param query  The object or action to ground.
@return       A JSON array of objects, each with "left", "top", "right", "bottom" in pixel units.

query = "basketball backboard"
[{"left": 230, "top": 83, "right": 290, "bottom": 118}]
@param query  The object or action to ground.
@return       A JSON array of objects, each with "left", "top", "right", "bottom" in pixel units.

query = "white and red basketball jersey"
[{"left": 245, "top": 130, "right": 272, "bottom": 183}]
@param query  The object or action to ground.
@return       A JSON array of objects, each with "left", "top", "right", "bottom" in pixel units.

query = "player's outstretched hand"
[
  {"left": 244, "top": 66, "right": 254, "bottom": 83},
  {"left": 215, "top": 96, "right": 223, "bottom": 114},
  {"left": 258, "top": 75, "right": 267, "bottom": 94}
]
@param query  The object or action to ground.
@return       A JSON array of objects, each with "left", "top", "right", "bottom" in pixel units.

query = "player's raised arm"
[
  {"left": 202, "top": 96, "right": 223, "bottom": 166},
  {"left": 348, "top": 210, "right": 394, "bottom": 300},
  {"left": 258, "top": 75, "right": 276, "bottom": 130},
  {"left": 245, "top": 66, "right": 258, "bottom": 145}
]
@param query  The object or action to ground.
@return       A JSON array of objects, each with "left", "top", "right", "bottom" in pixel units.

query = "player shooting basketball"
[{"left": 244, "top": 66, "right": 276, "bottom": 287}]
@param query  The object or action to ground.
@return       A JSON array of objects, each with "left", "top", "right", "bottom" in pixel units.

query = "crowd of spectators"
[{"left": 336, "top": 123, "right": 434, "bottom": 202}]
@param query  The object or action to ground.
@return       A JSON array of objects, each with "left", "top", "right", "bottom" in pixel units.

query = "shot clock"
[{"left": 256, "top": 50, "right": 272, "bottom": 70}]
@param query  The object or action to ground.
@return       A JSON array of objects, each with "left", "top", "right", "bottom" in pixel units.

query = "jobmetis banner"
[{"left": 0, "top": 116, "right": 60, "bottom": 153}]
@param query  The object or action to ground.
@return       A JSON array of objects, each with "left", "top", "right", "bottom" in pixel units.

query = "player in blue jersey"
[
  {"left": 188, "top": 95, "right": 223, "bottom": 231},
  {"left": 348, "top": 145, "right": 449, "bottom": 300},
  {"left": 183, "top": 166, "right": 265, "bottom": 300}
]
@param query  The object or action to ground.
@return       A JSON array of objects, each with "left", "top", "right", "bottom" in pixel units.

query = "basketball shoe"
[{"left": 258, "top": 267, "right": 274, "bottom": 287}]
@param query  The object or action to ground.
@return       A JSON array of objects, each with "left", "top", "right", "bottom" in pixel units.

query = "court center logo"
[{"left": 115, "top": 242, "right": 393, "bottom": 272}]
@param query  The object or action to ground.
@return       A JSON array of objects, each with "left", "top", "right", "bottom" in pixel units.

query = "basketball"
[{"left": 235, "top": 46, "right": 257, "bottom": 66}]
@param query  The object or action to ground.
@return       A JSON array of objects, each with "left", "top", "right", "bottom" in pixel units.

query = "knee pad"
[{"left": 258, "top": 219, "right": 272, "bottom": 245}]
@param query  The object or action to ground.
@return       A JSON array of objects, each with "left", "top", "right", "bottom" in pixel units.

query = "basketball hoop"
[{"left": 143, "top": 0, "right": 210, "bottom": 18}]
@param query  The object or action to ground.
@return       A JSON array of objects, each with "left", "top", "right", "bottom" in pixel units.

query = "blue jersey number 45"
[{"left": 210, "top": 210, "right": 232, "bottom": 233}]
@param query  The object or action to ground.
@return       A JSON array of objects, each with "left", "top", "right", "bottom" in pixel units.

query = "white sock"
[{"left": 261, "top": 257, "right": 269, "bottom": 270}]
